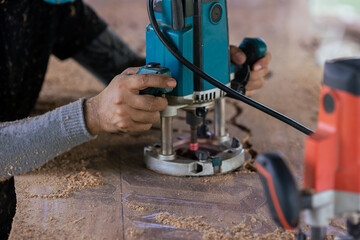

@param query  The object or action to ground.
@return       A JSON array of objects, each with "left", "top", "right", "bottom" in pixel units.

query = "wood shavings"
[
  {"left": 330, "top": 219, "right": 347, "bottom": 231},
  {"left": 125, "top": 202, "right": 148, "bottom": 212},
  {"left": 155, "top": 213, "right": 212, "bottom": 232},
  {"left": 26, "top": 149, "right": 106, "bottom": 199},
  {"left": 126, "top": 228, "right": 145, "bottom": 238},
  {"left": 235, "top": 158, "right": 257, "bottom": 174},
  {"left": 72, "top": 217, "right": 85, "bottom": 224},
  {"left": 154, "top": 212, "right": 298, "bottom": 240},
  {"left": 28, "top": 170, "right": 104, "bottom": 199}
]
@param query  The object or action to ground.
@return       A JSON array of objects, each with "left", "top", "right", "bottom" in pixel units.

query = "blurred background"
[{"left": 309, "top": 0, "right": 360, "bottom": 65}]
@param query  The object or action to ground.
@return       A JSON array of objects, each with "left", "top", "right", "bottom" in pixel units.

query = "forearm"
[
  {"left": 73, "top": 27, "right": 146, "bottom": 85},
  {"left": 0, "top": 99, "right": 96, "bottom": 179}
]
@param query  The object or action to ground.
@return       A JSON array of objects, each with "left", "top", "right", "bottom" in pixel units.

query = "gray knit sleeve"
[{"left": 0, "top": 99, "right": 96, "bottom": 179}]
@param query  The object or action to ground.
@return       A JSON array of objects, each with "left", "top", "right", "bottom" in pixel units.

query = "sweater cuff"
[{"left": 61, "top": 99, "right": 97, "bottom": 142}]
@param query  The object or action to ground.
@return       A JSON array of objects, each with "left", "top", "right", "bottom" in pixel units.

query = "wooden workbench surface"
[{"left": 9, "top": 0, "right": 349, "bottom": 239}]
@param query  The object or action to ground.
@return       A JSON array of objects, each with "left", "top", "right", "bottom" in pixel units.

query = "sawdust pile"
[
  {"left": 155, "top": 212, "right": 298, "bottom": 240},
  {"left": 155, "top": 213, "right": 212, "bottom": 232},
  {"left": 125, "top": 201, "right": 148, "bottom": 212},
  {"left": 27, "top": 149, "right": 105, "bottom": 199},
  {"left": 330, "top": 220, "right": 347, "bottom": 231},
  {"left": 126, "top": 228, "right": 145, "bottom": 238},
  {"left": 235, "top": 158, "right": 257, "bottom": 174},
  {"left": 28, "top": 170, "right": 104, "bottom": 199}
]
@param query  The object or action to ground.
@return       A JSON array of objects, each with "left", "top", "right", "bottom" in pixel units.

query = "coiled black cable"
[{"left": 147, "top": 0, "right": 313, "bottom": 136}]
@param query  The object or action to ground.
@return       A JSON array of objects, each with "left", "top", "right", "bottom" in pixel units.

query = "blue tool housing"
[{"left": 146, "top": 0, "right": 230, "bottom": 99}]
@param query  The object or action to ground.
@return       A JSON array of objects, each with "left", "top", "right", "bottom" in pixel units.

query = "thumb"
[{"left": 230, "top": 45, "right": 246, "bottom": 65}]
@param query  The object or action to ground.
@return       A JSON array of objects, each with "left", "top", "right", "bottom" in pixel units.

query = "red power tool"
[{"left": 255, "top": 58, "right": 360, "bottom": 240}]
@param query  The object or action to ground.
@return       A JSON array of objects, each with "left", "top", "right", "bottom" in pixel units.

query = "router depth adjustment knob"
[
  {"left": 137, "top": 62, "right": 173, "bottom": 96},
  {"left": 231, "top": 38, "right": 267, "bottom": 94},
  {"left": 239, "top": 38, "right": 267, "bottom": 67}
]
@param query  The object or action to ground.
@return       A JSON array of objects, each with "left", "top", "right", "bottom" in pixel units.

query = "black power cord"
[{"left": 147, "top": 0, "right": 313, "bottom": 136}]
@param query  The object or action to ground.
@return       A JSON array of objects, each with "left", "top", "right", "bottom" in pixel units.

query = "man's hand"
[
  {"left": 84, "top": 67, "right": 177, "bottom": 135},
  {"left": 230, "top": 45, "right": 272, "bottom": 96}
]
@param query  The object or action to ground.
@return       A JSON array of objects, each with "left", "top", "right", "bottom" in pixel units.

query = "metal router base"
[{"left": 144, "top": 136, "right": 245, "bottom": 176}]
